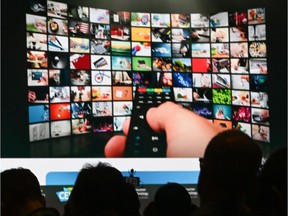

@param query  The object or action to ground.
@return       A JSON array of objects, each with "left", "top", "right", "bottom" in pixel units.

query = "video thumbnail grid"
[{"left": 26, "top": 1, "right": 269, "bottom": 143}]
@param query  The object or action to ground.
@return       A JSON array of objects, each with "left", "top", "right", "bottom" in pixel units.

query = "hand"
[
  {"left": 28, "top": 90, "right": 36, "bottom": 102},
  {"left": 35, "top": 19, "right": 47, "bottom": 33},
  {"left": 258, "top": 64, "right": 267, "bottom": 74},
  {"left": 119, "top": 58, "right": 131, "bottom": 69},
  {"left": 191, "top": 32, "right": 200, "bottom": 39},
  {"left": 104, "top": 102, "right": 224, "bottom": 158},
  {"left": 172, "top": 35, "right": 185, "bottom": 42},
  {"left": 215, "top": 108, "right": 225, "bottom": 119},
  {"left": 259, "top": 109, "right": 269, "bottom": 120},
  {"left": 214, "top": 30, "right": 225, "bottom": 41},
  {"left": 193, "top": 92, "right": 200, "bottom": 100},
  {"left": 38, "top": 73, "right": 48, "bottom": 85}
]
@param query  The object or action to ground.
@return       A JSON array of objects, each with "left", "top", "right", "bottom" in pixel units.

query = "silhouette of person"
[
  {"left": 63, "top": 162, "right": 140, "bottom": 216},
  {"left": 251, "top": 147, "right": 287, "bottom": 216},
  {"left": 193, "top": 129, "right": 263, "bottom": 216},
  {"left": 1, "top": 167, "right": 60, "bottom": 216},
  {"left": 143, "top": 201, "right": 158, "bottom": 216},
  {"left": 125, "top": 182, "right": 141, "bottom": 216},
  {"left": 153, "top": 182, "right": 198, "bottom": 216}
]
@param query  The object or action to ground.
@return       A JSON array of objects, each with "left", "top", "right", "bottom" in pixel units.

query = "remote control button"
[
  {"left": 132, "top": 126, "right": 139, "bottom": 131},
  {"left": 152, "top": 147, "right": 159, "bottom": 152},
  {"left": 151, "top": 136, "right": 159, "bottom": 141},
  {"left": 125, "top": 86, "right": 174, "bottom": 157},
  {"left": 138, "top": 88, "right": 147, "bottom": 93}
]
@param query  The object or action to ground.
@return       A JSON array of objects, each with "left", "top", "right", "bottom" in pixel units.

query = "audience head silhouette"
[
  {"left": 195, "top": 129, "right": 263, "bottom": 215},
  {"left": 152, "top": 182, "right": 197, "bottom": 216},
  {"left": 252, "top": 146, "right": 287, "bottom": 216},
  {"left": 143, "top": 201, "right": 158, "bottom": 216},
  {"left": 1, "top": 167, "right": 60, "bottom": 216},
  {"left": 125, "top": 182, "right": 141, "bottom": 216},
  {"left": 63, "top": 162, "right": 140, "bottom": 216}
]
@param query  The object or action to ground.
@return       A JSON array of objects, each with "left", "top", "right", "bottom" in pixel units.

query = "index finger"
[{"left": 146, "top": 101, "right": 224, "bottom": 157}]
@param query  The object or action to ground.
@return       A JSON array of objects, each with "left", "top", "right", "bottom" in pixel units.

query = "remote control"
[{"left": 124, "top": 86, "right": 175, "bottom": 157}]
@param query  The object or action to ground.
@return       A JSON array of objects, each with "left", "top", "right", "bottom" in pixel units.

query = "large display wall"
[
  {"left": 1, "top": 0, "right": 287, "bottom": 158},
  {"left": 26, "top": 1, "right": 269, "bottom": 149},
  {"left": 1, "top": 0, "right": 287, "bottom": 213}
]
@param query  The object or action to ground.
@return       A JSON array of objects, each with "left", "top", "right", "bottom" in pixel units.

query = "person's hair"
[
  {"left": 154, "top": 182, "right": 196, "bottom": 216},
  {"left": 253, "top": 146, "right": 287, "bottom": 216},
  {"left": 124, "top": 182, "right": 141, "bottom": 216},
  {"left": 1, "top": 167, "right": 44, "bottom": 211},
  {"left": 257, "top": 146, "right": 287, "bottom": 192},
  {"left": 198, "top": 129, "right": 263, "bottom": 199},
  {"left": 143, "top": 201, "right": 158, "bottom": 216},
  {"left": 64, "top": 162, "right": 138, "bottom": 216}
]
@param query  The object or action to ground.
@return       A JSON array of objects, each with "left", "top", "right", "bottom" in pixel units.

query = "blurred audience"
[
  {"left": 143, "top": 201, "right": 158, "bottom": 216},
  {"left": 143, "top": 182, "right": 197, "bottom": 216},
  {"left": 1, "top": 167, "right": 60, "bottom": 216},
  {"left": 125, "top": 182, "right": 142, "bottom": 216},
  {"left": 250, "top": 147, "right": 287, "bottom": 216},
  {"left": 2, "top": 138, "right": 285, "bottom": 216},
  {"left": 192, "top": 129, "right": 263, "bottom": 216},
  {"left": 63, "top": 162, "right": 140, "bottom": 216}
]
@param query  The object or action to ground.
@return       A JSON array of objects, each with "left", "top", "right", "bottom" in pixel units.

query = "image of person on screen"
[
  {"left": 163, "top": 63, "right": 172, "bottom": 71},
  {"left": 153, "top": 58, "right": 164, "bottom": 70},
  {"left": 258, "top": 64, "right": 267, "bottom": 74},
  {"left": 34, "top": 72, "right": 48, "bottom": 85},
  {"left": 27, "top": 51, "right": 48, "bottom": 68},
  {"left": 34, "top": 18, "right": 47, "bottom": 33},
  {"left": 179, "top": 40, "right": 189, "bottom": 57},
  {"left": 28, "top": 90, "right": 37, "bottom": 102},
  {"left": 48, "top": 35, "right": 64, "bottom": 50},
  {"left": 232, "top": 58, "right": 247, "bottom": 71},
  {"left": 113, "top": 71, "right": 132, "bottom": 85},
  {"left": 158, "top": 72, "right": 172, "bottom": 86},
  {"left": 193, "top": 88, "right": 211, "bottom": 102},
  {"left": 49, "top": 72, "right": 61, "bottom": 85},
  {"left": 104, "top": 101, "right": 224, "bottom": 158},
  {"left": 27, "top": 32, "right": 47, "bottom": 50},
  {"left": 28, "top": 89, "right": 49, "bottom": 103},
  {"left": 230, "top": 43, "right": 248, "bottom": 58},
  {"left": 252, "top": 125, "right": 268, "bottom": 142},
  {"left": 215, "top": 106, "right": 225, "bottom": 119},
  {"left": 78, "top": 70, "right": 90, "bottom": 83},
  {"left": 172, "top": 28, "right": 185, "bottom": 42},
  {"left": 118, "top": 58, "right": 132, "bottom": 70}
]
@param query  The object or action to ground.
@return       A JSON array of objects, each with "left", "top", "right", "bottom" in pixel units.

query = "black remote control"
[{"left": 124, "top": 86, "right": 175, "bottom": 157}]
